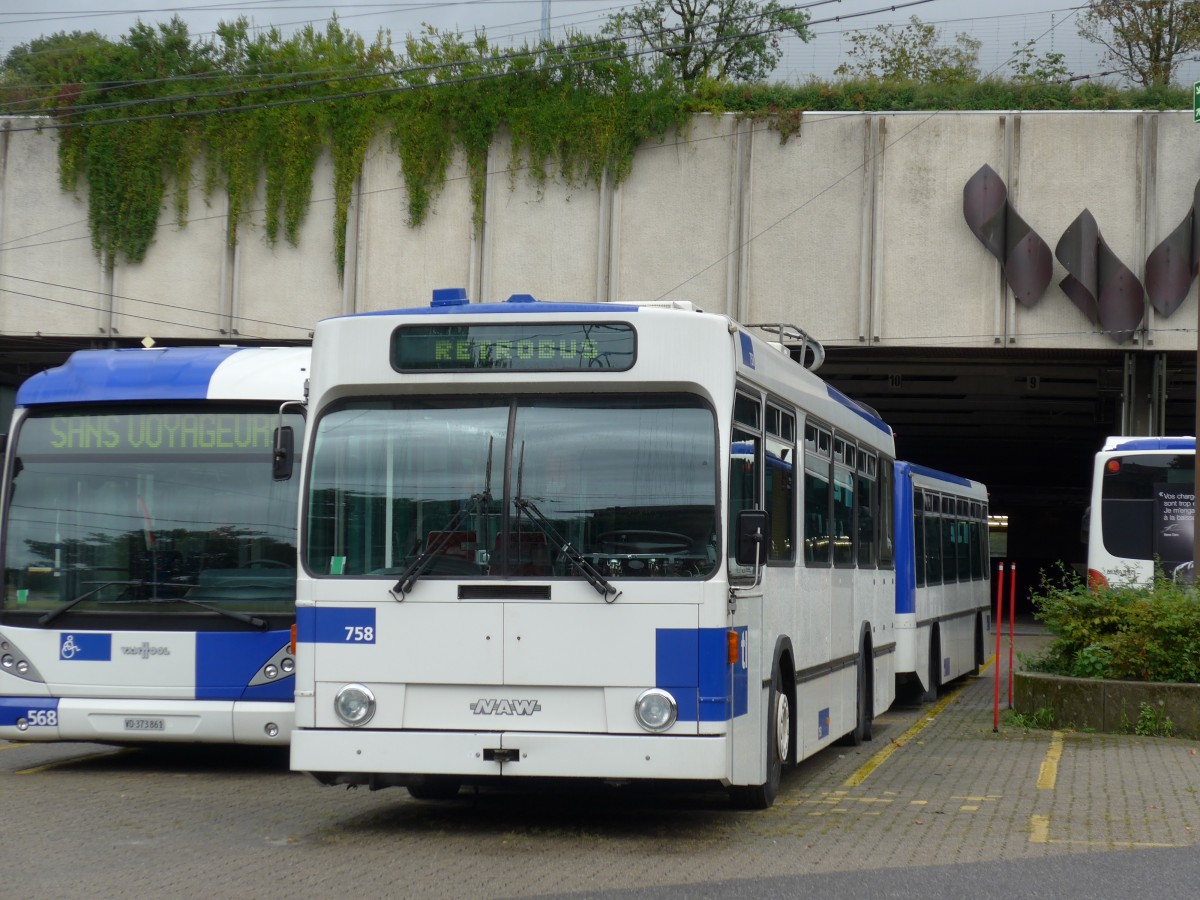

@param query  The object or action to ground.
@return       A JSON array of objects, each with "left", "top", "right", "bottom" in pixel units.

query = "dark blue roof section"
[
  {"left": 825, "top": 384, "right": 892, "bottom": 437},
  {"left": 900, "top": 461, "right": 976, "bottom": 488},
  {"left": 1109, "top": 437, "right": 1195, "bottom": 452},
  {"left": 349, "top": 302, "right": 643, "bottom": 317},
  {"left": 16, "top": 347, "right": 245, "bottom": 406}
]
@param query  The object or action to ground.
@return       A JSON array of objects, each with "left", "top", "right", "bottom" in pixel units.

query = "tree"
[
  {"left": 603, "top": 0, "right": 810, "bottom": 86},
  {"left": 1077, "top": 0, "right": 1200, "bottom": 88},
  {"left": 834, "top": 16, "right": 980, "bottom": 82},
  {"left": 0, "top": 30, "right": 113, "bottom": 112},
  {"left": 1008, "top": 39, "right": 1071, "bottom": 85}
]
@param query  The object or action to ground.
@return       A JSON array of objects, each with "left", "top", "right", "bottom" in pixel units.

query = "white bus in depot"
[
  {"left": 1084, "top": 436, "right": 1196, "bottom": 588},
  {"left": 290, "top": 290, "right": 897, "bottom": 809},
  {"left": 0, "top": 346, "right": 309, "bottom": 744},
  {"left": 893, "top": 463, "right": 990, "bottom": 702}
]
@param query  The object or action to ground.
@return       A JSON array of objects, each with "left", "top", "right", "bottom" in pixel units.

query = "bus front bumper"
[{"left": 290, "top": 728, "right": 730, "bottom": 783}]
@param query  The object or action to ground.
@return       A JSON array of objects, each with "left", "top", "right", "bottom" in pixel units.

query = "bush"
[{"left": 1026, "top": 565, "right": 1200, "bottom": 683}]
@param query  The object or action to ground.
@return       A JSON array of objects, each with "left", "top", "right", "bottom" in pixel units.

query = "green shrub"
[{"left": 1028, "top": 565, "right": 1200, "bottom": 683}]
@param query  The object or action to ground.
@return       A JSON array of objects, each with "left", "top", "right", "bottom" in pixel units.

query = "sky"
[{"left": 1, "top": 0, "right": 1197, "bottom": 88}]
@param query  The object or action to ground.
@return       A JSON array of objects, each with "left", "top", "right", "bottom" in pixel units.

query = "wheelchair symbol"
[{"left": 60, "top": 634, "right": 81, "bottom": 659}]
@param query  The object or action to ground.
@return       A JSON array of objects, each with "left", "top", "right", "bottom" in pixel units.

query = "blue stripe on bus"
[
  {"left": 195, "top": 631, "right": 293, "bottom": 702},
  {"left": 0, "top": 696, "right": 58, "bottom": 727},
  {"left": 824, "top": 384, "right": 892, "bottom": 436},
  {"left": 16, "top": 347, "right": 245, "bottom": 406},
  {"left": 655, "top": 627, "right": 748, "bottom": 723},
  {"left": 295, "top": 606, "right": 376, "bottom": 644},
  {"left": 894, "top": 462, "right": 917, "bottom": 616},
  {"left": 1108, "top": 437, "right": 1195, "bottom": 452}
]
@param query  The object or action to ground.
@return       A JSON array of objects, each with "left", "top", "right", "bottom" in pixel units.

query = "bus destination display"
[
  {"left": 392, "top": 323, "right": 636, "bottom": 372},
  {"left": 20, "top": 411, "right": 283, "bottom": 455}
]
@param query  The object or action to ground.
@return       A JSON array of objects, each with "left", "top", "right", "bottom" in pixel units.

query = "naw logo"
[{"left": 470, "top": 698, "right": 542, "bottom": 716}]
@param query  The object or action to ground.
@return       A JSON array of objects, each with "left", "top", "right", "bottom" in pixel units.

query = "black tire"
[
  {"left": 406, "top": 776, "right": 462, "bottom": 800},
  {"left": 729, "top": 667, "right": 787, "bottom": 810},
  {"left": 968, "top": 613, "right": 984, "bottom": 677},
  {"left": 841, "top": 650, "right": 874, "bottom": 746},
  {"left": 923, "top": 633, "right": 941, "bottom": 703}
]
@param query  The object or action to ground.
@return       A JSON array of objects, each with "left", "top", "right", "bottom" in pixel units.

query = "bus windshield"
[
  {"left": 2, "top": 406, "right": 304, "bottom": 619},
  {"left": 1100, "top": 452, "right": 1194, "bottom": 565},
  {"left": 306, "top": 394, "right": 719, "bottom": 581}
]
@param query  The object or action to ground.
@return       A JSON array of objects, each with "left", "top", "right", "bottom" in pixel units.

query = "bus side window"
[
  {"left": 765, "top": 403, "right": 795, "bottom": 563},
  {"left": 804, "top": 421, "right": 832, "bottom": 566},
  {"left": 728, "top": 392, "right": 761, "bottom": 577}
]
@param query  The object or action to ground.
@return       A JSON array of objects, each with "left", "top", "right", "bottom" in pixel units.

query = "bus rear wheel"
[
  {"left": 923, "top": 633, "right": 941, "bottom": 704},
  {"left": 729, "top": 666, "right": 787, "bottom": 810}
]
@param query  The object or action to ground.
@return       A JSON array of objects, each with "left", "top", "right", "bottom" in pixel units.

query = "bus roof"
[
  {"left": 16, "top": 346, "right": 311, "bottom": 406},
  {"left": 896, "top": 460, "right": 985, "bottom": 491},
  {"left": 1101, "top": 436, "right": 1195, "bottom": 453}
]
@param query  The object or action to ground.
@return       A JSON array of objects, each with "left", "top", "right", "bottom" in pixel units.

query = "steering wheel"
[
  {"left": 594, "top": 530, "right": 694, "bottom": 553},
  {"left": 238, "top": 559, "right": 293, "bottom": 569}
]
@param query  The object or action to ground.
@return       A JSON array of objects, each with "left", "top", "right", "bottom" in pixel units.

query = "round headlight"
[
  {"left": 15, "top": 660, "right": 29, "bottom": 675},
  {"left": 334, "top": 684, "right": 376, "bottom": 727},
  {"left": 264, "top": 664, "right": 279, "bottom": 680},
  {"left": 281, "top": 657, "right": 295, "bottom": 674},
  {"left": 1, "top": 654, "right": 13, "bottom": 669},
  {"left": 634, "top": 688, "right": 677, "bottom": 733}
]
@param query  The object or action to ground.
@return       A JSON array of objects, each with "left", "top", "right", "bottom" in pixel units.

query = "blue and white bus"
[
  {"left": 1084, "top": 436, "right": 1195, "bottom": 588},
  {"left": 893, "top": 463, "right": 990, "bottom": 702},
  {"left": 290, "top": 290, "right": 897, "bottom": 809},
  {"left": 0, "top": 346, "right": 309, "bottom": 744}
]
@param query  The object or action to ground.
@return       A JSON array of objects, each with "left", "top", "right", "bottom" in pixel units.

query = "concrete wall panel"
[
  {"left": 232, "top": 152, "right": 341, "bottom": 342},
  {"left": 111, "top": 174, "right": 228, "bottom": 341},
  {"left": 1013, "top": 112, "right": 1144, "bottom": 350},
  {"left": 481, "top": 131, "right": 602, "bottom": 303},
  {"left": 875, "top": 112, "right": 1008, "bottom": 350},
  {"left": 355, "top": 135, "right": 476, "bottom": 313},
  {"left": 0, "top": 123, "right": 105, "bottom": 338},
  {"left": 612, "top": 116, "right": 738, "bottom": 314},
  {"left": 745, "top": 112, "right": 871, "bottom": 346}
]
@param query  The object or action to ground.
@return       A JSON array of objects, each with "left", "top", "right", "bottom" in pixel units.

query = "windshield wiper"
[
  {"left": 392, "top": 438, "right": 494, "bottom": 598},
  {"left": 38, "top": 580, "right": 148, "bottom": 627},
  {"left": 512, "top": 496, "right": 620, "bottom": 602},
  {"left": 38, "top": 580, "right": 267, "bottom": 629}
]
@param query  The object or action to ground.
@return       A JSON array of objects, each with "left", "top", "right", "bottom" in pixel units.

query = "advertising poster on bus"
[{"left": 1154, "top": 482, "right": 1195, "bottom": 582}]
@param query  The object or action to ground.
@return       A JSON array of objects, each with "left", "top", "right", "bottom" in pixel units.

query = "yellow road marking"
[
  {"left": 1030, "top": 814, "right": 1051, "bottom": 843},
  {"left": 1029, "top": 814, "right": 1182, "bottom": 849},
  {"left": 843, "top": 681, "right": 967, "bottom": 788},
  {"left": 1037, "top": 731, "right": 1064, "bottom": 790}
]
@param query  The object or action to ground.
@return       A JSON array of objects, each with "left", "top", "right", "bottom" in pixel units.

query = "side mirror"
[
  {"left": 1080, "top": 506, "right": 1090, "bottom": 545},
  {"left": 735, "top": 509, "right": 768, "bottom": 567},
  {"left": 272, "top": 426, "right": 294, "bottom": 481}
]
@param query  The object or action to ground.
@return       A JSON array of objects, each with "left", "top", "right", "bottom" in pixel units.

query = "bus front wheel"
[{"left": 729, "top": 666, "right": 787, "bottom": 810}]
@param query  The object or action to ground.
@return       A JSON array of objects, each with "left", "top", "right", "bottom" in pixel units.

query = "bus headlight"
[
  {"left": 334, "top": 684, "right": 376, "bottom": 727},
  {"left": 634, "top": 688, "right": 677, "bottom": 733}
]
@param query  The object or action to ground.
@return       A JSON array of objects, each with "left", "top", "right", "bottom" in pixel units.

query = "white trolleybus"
[
  {"left": 1084, "top": 436, "right": 1195, "bottom": 588},
  {"left": 290, "top": 290, "right": 897, "bottom": 809},
  {"left": 893, "top": 463, "right": 989, "bottom": 702},
  {"left": 0, "top": 346, "right": 309, "bottom": 745}
]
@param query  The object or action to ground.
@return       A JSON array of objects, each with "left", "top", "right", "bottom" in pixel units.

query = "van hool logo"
[
  {"left": 121, "top": 642, "right": 171, "bottom": 659},
  {"left": 470, "top": 698, "right": 542, "bottom": 716}
]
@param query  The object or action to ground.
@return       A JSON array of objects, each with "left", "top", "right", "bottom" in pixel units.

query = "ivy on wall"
[{"left": 8, "top": 17, "right": 1189, "bottom": 279}]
